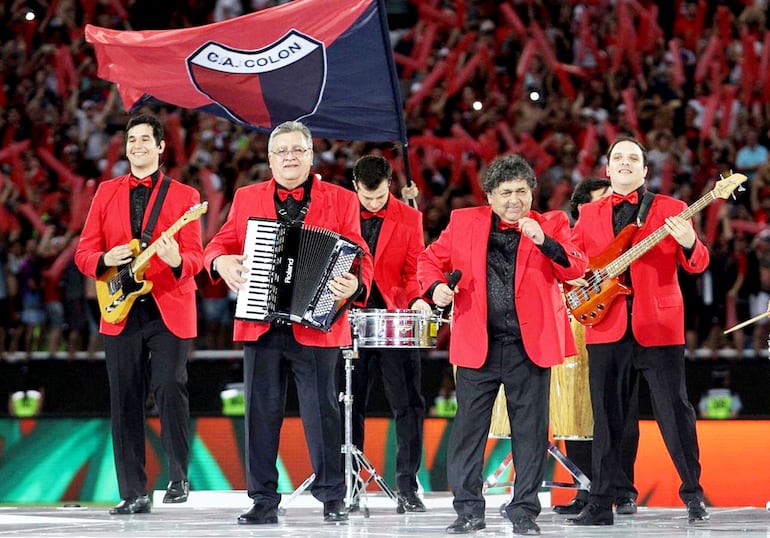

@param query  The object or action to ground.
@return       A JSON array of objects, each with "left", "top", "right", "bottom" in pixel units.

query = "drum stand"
[
  {"left": 483, "top": 440, "right": 590, "bottom": 517},
  {"left": 341, "top": 337, "right": 400, "bottom": 516},
  {"left": 278, "top": 334, "right": 400, "bottom": 518}
]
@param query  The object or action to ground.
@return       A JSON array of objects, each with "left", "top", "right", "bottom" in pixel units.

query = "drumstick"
[{"left": 723, "top": 311, "right": 770, "bottom": 334}]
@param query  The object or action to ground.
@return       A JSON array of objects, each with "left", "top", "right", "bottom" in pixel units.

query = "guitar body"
[
  {"left": 96, "top": 239, "right": 154, "bottom": 324},
  {"left": 564, "top": 224, "right": 636, "bottom": 327}
]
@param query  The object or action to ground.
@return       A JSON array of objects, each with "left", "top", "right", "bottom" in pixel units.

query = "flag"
[{"left": 86, "top": 0, "right": 406, "bottom": 143}]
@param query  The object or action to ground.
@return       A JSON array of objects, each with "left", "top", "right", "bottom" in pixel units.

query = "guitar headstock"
[
  {"left": 181, "top": 201, "right": 209, "bottom": 222},
  {"left": 713, "top": 173, "right": 748, "bottom": 200}
]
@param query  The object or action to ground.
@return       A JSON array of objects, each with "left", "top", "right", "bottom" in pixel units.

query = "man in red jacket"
[
  {"left": 418, "top": 154, "right": 586, "bottom": 535},
  {"left": 349, "top": 155, "right": 431, "bottom": 513},
  {"left": 204, "top": 121, "right": 373, "bottom": 525},
  {"left": 568, "top": 136, "right": 710, "bottom": 526},
  {"left": 75, "top": 114, "right": 203, "bottom": 514}
]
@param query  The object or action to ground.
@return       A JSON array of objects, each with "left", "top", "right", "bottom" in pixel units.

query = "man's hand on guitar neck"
[
  {"left": 104, "top": 243, "right": 134, "bottom": 267},
  {"left": 156, "top": 231, "right": 182, "bottom": 269},
  {"left": 664, "top": 215, "right": 696, "bottom": 249}
]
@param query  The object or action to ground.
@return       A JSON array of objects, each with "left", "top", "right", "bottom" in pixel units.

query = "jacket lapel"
[
  {"left": 374, "top": 204, "right": 396, "bottom": 272},
  {"left": 117, "top": 175, "right": 134, "bottom": 241},
  {"left": 514, "top": 212, "right": 536, "bottom": 291}
]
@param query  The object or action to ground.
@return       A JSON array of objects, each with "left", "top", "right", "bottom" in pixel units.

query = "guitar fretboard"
[{"left": 603, "top": 191, "right": 716, "bottom": 278}]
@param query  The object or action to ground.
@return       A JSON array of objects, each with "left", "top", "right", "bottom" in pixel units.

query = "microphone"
[{"left": 437, "top": 269, "right": 462, "bottom": 319}]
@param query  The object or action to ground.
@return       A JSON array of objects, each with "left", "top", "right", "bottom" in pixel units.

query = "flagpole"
[{"left": 374, "top": 0, "right": 418, "bottom": 209}]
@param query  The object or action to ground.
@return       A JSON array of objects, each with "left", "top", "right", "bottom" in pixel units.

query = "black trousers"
[
  {"left": 587, "top": 331, "right": 704, "bottom": 508},
  {"left": 103, "top": 299, "right": 190, "bottom": 499},
  {"left": 243, "top": 325, "right": 345, "bottom": 508},
  {"left": 350, "top": 347, "right": 425, "bottom": 493},
  {"left": 565, "top": 375, "right": 639, "bottom": 503},
  {"left": 448, "top": 341, "right": 550, "bottom": 521}
]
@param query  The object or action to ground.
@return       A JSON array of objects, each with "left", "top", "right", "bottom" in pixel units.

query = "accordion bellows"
[{"left": 235, "top": 217, "right": 363, "bottom": 331}]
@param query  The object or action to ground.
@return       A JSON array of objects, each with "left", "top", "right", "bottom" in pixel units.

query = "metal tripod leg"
[
  {"left": 543, "top": 442, "right": 590, "bottom": 490},
  {"left": 277, "top": 473, "right": 315, "bottom": 515}
]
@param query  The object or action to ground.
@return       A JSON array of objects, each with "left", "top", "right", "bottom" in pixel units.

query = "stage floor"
[{"left": 0, "top": 492, "right": 768, "bottom": 537}]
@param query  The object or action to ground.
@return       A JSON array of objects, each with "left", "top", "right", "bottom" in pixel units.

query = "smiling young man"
[
  {"left": 418, "top": 154, "right": 586, "bottom": 535},
  {"left": 349, "top": 155, "right": 431, "bottom": 513},
  {"left": 203, "top": 121, "right": 373, "bottom": 525},
  {"left": 75, "top": 113, "right": 203, "bottom": 514},
  {"left": 568, "top": 136, "right": 710, "bottom": 526}
]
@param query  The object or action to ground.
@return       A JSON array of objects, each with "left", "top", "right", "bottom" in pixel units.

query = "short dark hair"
[
  {"left": 125, "top": 114, "right": 164, "bottom": 145},
  {"left": 570, "top": 177, "right": 611, "bottom": 219},
  {"left": 353, "top": 155, "right": 392, "bottom": 190},
  {"left": 606, "top": 135, "right": 648, "bottom": 167},
  {"left": 482, "top": 154, "right": 536, "bottom": 193}
]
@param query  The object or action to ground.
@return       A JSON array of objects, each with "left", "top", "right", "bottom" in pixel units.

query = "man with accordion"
[{"left": 204, "top": 121, "right": 373, "bottom": 525}]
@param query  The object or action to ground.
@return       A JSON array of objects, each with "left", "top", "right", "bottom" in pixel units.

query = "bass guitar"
[
  {"left": 565, "top": 173, "right": 746, "bottom": 327},
  {"left": 96, "top": 202, "right": 208, "bottom": 324}
]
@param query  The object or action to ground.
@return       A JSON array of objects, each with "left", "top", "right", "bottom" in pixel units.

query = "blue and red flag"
[{"left": 86, "top": 0, "right": 406, "bottom": 143}]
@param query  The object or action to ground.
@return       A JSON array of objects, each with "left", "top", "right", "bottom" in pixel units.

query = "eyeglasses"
[{"left": 271, "top": 147, "right": 311, "bottom": 158}]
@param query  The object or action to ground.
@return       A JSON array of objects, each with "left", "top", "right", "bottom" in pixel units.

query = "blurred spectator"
[{"left": 698, "top": 367, "right": 742, "bottom": 419}]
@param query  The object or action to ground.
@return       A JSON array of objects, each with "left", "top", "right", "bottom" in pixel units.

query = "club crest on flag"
[{"left": 187, "top": 30, "right": 326, "bottom": 127}]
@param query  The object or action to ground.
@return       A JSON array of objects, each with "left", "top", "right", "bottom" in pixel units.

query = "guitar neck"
[
  {"left": 130, "top": 218, "right": 187, "bottom": 272},
  {"left": 604, "top": 191, "right": 716, "bottom": 278}
]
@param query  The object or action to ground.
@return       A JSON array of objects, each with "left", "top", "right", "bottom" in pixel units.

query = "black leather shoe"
[
  {"left": 237, "top": 503, "right": 278, "bottom": 525},
  {"left": 323, "top": 500, "right": 348, "bottom": 522},
  {"left": 552, "top": 498, "right": 586, "bottom": 515},
  {"left": 615, "top": 498, "right": 637, "bottom": 515},
  {"left": 109, "top": 495, "right": 151, "bottom": 515},
  {"left": 687, "top": 500, "right": 710, "bottom": 524},
  {"left": 446, "top": 514, "right": 486, "bottom": 534},
  {"left": 397, "top": 491, "right": 426, "bottom": 513},
  {"left": 566, "top": 503, "right": 614, "bottom": 526},
  {"left": 511, "top": 514, "right": 540, "bottom": 535},
  {"left": 163, "top": 480, "right": 189, "bottom": 503}
]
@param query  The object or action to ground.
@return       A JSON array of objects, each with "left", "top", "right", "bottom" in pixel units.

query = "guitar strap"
[
  {"left": 140, "top": 175, "right": 171, "bottom": 249},
  {"left": 636, "top": 191, "right": 656, "bottom": 227}
]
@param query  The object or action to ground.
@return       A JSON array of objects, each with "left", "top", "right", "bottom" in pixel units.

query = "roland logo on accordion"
[
  {"left": 235, "top": 217, "right": 364, "bottom": 331},
  {"left": 284, "top": 257, "right": 295, "bottom": 284}
]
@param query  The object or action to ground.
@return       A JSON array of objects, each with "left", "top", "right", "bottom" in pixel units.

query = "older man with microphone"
[{"left": 417, "top": 154, "right": 587, "bottom": 536}]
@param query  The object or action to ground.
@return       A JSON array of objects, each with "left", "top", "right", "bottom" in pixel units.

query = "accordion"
[{"left": 234, "top": 217, "right": 364, "bottom": 331}]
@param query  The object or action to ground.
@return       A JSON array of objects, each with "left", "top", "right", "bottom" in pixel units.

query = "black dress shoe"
[
  {"left": 237, "top": 503, "right": 278, "bottom": 525},
  {"left": 687, "top": 500, "right": 710, "bottom": 524},
  {"left": 446, "top": 514, "right": 486, "bottom": 534},
  {"left": 566, "top": 503, "right": 614, "bottom": 526},
  {"left": 552, "top": 497, "right": 586, "bottom": 515},
  {"left": 615, "top": 498, "right": 637, "bottom": 515},
  {"left": 397, "top": 491, "right": 426, "bottom": 513},
  {"left": 323, "top": 500, "right": 348, "bottom": 522},
  {"left": 109, "top": 495, "right": 151, "bottom": 515},
  {"left": 163, "top": 480, "right": 189, "bottom": 503},
  {"left": 511, "top": 514, "right": 540, "bottom": 535}
]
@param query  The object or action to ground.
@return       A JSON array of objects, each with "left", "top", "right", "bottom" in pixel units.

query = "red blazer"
[
  {"left": 203, "top": 175, "right": 374, "bottom": 347},
  {"left": 570, "top": 193, "right": 709, "bottom": 346},
  {"left": 417, "top": 206, "right": 586, "bottom": 368},
  {"left": 370, "top": 197, "right": 424, "bottom": 309},
  {"left": 75, "top": 173, "right": 204, "bottom": 338}
]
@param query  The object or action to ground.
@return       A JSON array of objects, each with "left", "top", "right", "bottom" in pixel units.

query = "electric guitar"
[
  {"left": 96, "top": 202, "right": 208, "bottom": 324},
  {"left": 565, "top": 173, "right": 746, "bottom": 327}
]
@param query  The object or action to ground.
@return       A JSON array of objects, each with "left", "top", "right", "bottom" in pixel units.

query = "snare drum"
[{"left": 350, "top": 309, "right": 438, "bottom": 348}]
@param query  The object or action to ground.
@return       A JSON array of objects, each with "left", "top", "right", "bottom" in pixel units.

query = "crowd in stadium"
[{"left": 0, "top": 0, "right": 769, "bottom": 362}]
